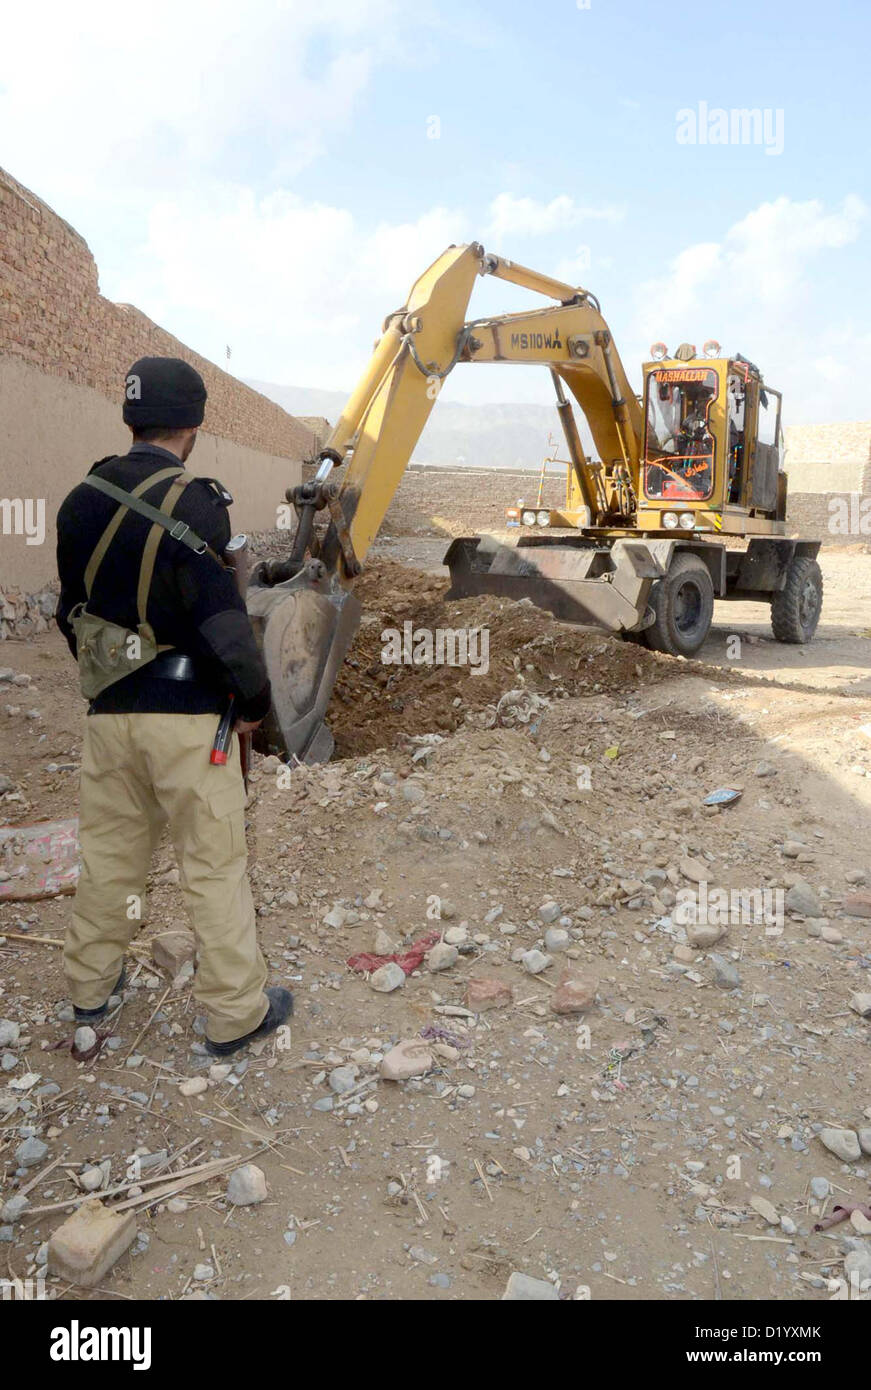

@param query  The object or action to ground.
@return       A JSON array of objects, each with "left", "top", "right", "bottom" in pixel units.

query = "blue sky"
[{"left": 2, "top": 0, "right": 868, "bottom": 420}]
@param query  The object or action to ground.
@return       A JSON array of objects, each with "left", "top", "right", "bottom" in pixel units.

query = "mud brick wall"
[
  {"left": 0, "top": 167, "right": 311, "bottom": 460},
  {"left": 0, "top": 168, "right": 308, "bottom": 603}
]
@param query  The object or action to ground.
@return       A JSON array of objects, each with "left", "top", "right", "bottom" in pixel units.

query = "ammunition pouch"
[{"left": 69, "top": 605, "right": 163, "bottom": 700}]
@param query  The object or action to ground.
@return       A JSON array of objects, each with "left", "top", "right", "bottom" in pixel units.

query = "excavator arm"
[{"left": 247, "top": 242, "right": 656, "bottom": 762}]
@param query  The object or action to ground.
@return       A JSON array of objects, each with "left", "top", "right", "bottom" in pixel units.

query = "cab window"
[{"left": 644, "top": 368, "right": 718, "bottom": 501}]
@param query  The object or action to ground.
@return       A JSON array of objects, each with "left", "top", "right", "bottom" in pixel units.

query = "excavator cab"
[
  {"left": 634, "top": 347, "right": 784, "bottom": 532},
  {"left": 643, "top": 366, "right": 717, "bottom": 503}
]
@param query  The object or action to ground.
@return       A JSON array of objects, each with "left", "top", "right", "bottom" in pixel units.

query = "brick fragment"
[{"left": 48, "top": 1199, "right": 137, "bottom": 1288}]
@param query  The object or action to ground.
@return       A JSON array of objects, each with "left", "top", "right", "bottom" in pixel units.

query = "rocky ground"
[{"left": 1, "top": 548, "right": 871, "bottom": 1302}]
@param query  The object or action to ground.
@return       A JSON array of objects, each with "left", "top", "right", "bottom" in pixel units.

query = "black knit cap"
[{"left": 123, "top": 357, "right": 207, "bottom": 430}]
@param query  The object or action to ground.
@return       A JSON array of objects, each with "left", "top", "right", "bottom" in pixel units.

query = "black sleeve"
[
  {"left": 174, "top": 555, "right": 272, "bottom": 722},
  {"left": 55, "top": 496, "right": 84, "bottom": 659},
  {"left": 172, "top": 480, "right": 271, "bottom": 723}
]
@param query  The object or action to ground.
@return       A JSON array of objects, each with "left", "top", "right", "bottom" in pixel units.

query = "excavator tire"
[
  {"left": 643, "top": 552, "right": 714, "bottom": 658},
  {"left": 770, "top": 555, "right": 823, "bottom": 644}
]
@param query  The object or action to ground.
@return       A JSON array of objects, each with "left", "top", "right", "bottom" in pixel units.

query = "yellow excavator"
[{"left": 246, "top": 242, "right": 822, "bottom": 761}]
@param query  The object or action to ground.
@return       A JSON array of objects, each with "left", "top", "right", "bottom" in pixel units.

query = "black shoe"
[
  {"left": 205, "top": 986, "right": 294, "bottom": 1057},
  {"left": 73, "top": 966, "right": 126, "bottom": 1023}
]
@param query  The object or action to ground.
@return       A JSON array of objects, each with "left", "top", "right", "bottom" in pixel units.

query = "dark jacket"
[{"left": 56, "top": 443, "right": 271, "bottom": 722}]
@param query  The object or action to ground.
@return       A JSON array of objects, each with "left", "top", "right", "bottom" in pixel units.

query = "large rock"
[
  {"left": 178, "top": 1076, "right": 208, "bottom": 1097},
  {"left": 551, "top": 974, "right": 597, "bottom": 1014},
  {"left": 849, "top": 992, "right": 871, "bottom": 1018},
  {"left": 688, "top": 923, "right": 726, "bottom": 949},
  {"left": 521, "top": 949, "right": 551, "bottom": 975},
  {"left": 544, "top": 928, "right": 570, "bottom": 953},
  {"left": 48, "top": 1199, "right": 137, "bottom": 1288},
  {"left": 369, "top": 962, "right": 405, "bottom": 993},
  {"left": 425, "top": 942, "right": 458, "bottom": 973},
  {"left": 785, "top": 880, "right": 823, "bottom": 917},
  {"left": 15, "top": 1136, "right": 48, "bottom": 1168},
  {"left": 374, "top": 929, "right": 398, "bottom": 956},
  {"left": 844, "top": 1248, "right": 871, "bottom": 1290},
  {"left": 380, "top": 1039, "right": 434, "bottom": 1081},
  {"left": 679, "top": 856, "right": 709, "bottom": 884},
  {"left": 152, "top": 929, "right": 196, "bottom": 976},
  {"left": 819, "top": 1127, "right": 861, "bottom": 1162},
  {"left": 844, "top": 892, "right": 871, "bottom": 919},
  {"left": 466, "top": 977, "right": 513, "bottom": 1012},
  {"left": 709, "top": 954, "right": 740, "bottom": 991},
  {"left": 0, "top": 1194, "right": 29, "bottom": 1223},
  {"left": 226, "top": 1163, "right": 267, "bottom": 1206},
  {"left": 328, "top": 1065, "right": 358, "bottom": 1094}
]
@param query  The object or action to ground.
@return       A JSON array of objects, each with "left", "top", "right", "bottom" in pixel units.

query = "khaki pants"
[{"left": 65, "top": 712, "right": 268, "bottom": 1044}]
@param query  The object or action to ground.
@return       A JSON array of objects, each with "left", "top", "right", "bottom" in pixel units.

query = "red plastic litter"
[{"left": 347, "top": 929, "right": 441, "bottom": 977}]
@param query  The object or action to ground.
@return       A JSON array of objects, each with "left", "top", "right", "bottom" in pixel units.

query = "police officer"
[{"left": 56, "top": 357, "right": 292, "bottom": 1056}]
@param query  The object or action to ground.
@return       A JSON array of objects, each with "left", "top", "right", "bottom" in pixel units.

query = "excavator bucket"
[
  {"left": 444, "top": 535, "right": 663, "bottom": 633},
  {"left": 245, "top": 562, "right": 361, "bottom": 764}
]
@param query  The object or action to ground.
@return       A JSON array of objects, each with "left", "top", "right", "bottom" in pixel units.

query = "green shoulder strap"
[
  {"left": 82, "top": 468, "right": 219, "bottom": 626},
  {"left": 82, "top": 466, "right": 186, "bottom": 597}
]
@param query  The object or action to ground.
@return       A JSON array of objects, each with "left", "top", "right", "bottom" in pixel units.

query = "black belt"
[{"left": 149, "top": 652, "right": 198, "bottom": 681}]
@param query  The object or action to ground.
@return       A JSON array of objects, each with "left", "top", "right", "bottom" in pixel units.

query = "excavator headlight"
[
  {"left": 536, "top": 510, "right": 551, "bottom": 526},
  {"left": 662, "top": 511, "right": 679, "bottom": 529},
  {"left": 678, "top": 512, "right": 695, "bottom": 530},
  {"left": 521, "top": 510, "right": 537, "bottom": 527}
]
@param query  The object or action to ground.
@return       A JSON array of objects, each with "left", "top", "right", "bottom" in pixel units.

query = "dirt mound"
[{"left": 330, "top": 561, "right": 670, "bottom": 756}]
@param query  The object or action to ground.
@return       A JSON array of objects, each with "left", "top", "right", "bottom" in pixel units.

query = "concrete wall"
[
  {"left": 784, "top": 460, "right": 865, "bottom": 493},
  {"left": 784, "top": 491, "right": 871, "bottom": 548},
  {"left": 784, "top": 422, "right": 871, "bottom": 494}
]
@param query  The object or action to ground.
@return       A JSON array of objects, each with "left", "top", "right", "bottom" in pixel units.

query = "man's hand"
[{"left": 235, "top": 719, "right": 262, "bottom": 734}]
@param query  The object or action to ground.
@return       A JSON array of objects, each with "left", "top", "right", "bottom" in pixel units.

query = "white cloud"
[
  {"left": 0, "top": 0, "right": 406, "bottom": 200},
  {"left": 630, "top": 195, "right": 868, "bottom": 422},
  {"left": 485, "top": 193, "right": 624, "bottom": 244},
  {"left": 114, "top": 187, "right": 470, "bottom": 389}
]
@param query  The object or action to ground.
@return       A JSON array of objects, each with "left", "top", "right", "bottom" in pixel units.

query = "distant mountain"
[{"left": 247, "top": 378, "right": 596, "bottom": 471}]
